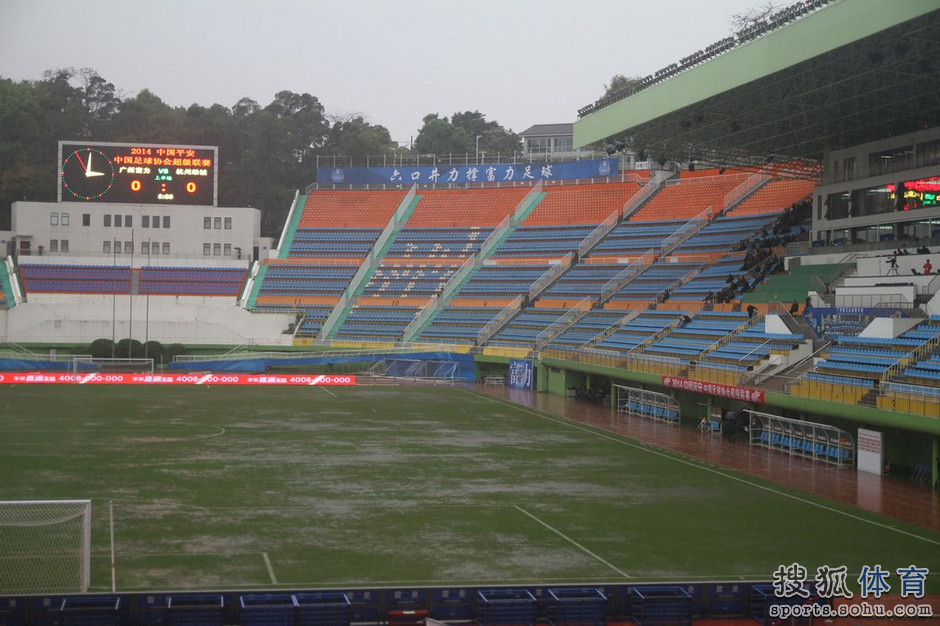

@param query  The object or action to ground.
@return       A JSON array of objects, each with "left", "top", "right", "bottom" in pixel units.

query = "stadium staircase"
[
  {"left": 275, "top": 192, "right": 307, "bottom": 261},
  {"left": 244, "top": 262, "right": 265, "bottom": 309},
  {"left": 0, "top": 259, "right": 16, "bottom": 309},
  {"left": 319, "top": 188, "right": 420, "bottom": 340},
  {"left": 400, "top": 184, "right": 545, "bottom": 343},
  {"left": 245, "top": 192, "right": 307, "bottom": 308}
]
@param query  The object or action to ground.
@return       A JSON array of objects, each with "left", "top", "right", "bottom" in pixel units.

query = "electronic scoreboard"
[{"left": 58, "top": 141, "right": 218, "bottom": 206}]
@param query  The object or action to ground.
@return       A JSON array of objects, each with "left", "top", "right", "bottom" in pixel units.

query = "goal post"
[
  {"left": 0, "top": 500, "right": 92, "bottom": 594},
  {"left": 71, "top": 357, "right": 155, "bottom": 376}
]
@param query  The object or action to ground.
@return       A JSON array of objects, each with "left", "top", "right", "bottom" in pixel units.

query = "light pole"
[
  {"left": 128, "top": 230, "right": 134, "bottom": 359},
  {"left": 475, "top": 135, "right": 482, "bottom": 164},
  {"left": 144, "top": 237, "right": 151, "bottom": 360},
  {"left": 111, "top": 238, "right": 117, "bottom": 359}
]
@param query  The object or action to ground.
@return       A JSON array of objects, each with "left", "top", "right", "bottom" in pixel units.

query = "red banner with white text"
[
  {"left": 661, "top": 375, "right": 764, "bottom": 403},
  {"left": 0, "top": 372, "right": 356, "bottom": 386}
]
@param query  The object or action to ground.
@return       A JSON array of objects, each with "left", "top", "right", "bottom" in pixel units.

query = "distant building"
[{"left": 519, "top": 123, "right": 634, "bottom": 168}]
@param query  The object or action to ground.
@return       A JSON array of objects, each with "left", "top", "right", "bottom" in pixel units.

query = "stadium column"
[{"left": 934, "top": 438, "right": 939, "bottom": 491}]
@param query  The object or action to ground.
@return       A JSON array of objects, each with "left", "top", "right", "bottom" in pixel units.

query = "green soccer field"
[{"left": 1, "top": 384, "right": 937, "bottom": 593}]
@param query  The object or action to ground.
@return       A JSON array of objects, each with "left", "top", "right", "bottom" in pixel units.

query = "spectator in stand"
[
  {"left": 789, "top": 300, "right": 799, "bottom": 315},
  {"left": 924, "top": 259, "right": 933, "bottom": 275}
]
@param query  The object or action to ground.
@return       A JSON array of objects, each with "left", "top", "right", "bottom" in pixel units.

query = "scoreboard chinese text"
[{"left": 58, "top": 141, "right": 218, "bottom": 206}]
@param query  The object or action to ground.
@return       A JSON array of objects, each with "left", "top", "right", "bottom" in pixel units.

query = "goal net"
[
  {"left": 0, "top": 500, "right": 92, "bottom": 594},
  {"left": 72, "top": 357, "right": 154, "bottom": 375}
]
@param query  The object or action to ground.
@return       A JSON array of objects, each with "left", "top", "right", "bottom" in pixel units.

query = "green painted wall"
[{"left": 574, "top": 0, "right": 940, "bottom": 147}]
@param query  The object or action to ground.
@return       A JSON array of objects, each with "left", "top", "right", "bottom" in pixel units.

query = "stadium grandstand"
[{"left": 2, "top": 0, "right": 940, "bottom": 621}]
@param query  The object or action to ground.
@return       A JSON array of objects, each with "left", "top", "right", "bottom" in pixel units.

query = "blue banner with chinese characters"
[
  {"left": 318, "top": 158, "right": 618, "bottom": 185},
  {"left": 508, "top": 359, "right": 534, "bottom": 390}
]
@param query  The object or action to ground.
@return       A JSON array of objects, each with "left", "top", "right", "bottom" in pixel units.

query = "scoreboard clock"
[{"left": 58, "top": 141, "right": 218, "bottom": 206}]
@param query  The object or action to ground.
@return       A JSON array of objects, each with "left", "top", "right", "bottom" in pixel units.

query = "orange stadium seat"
[
  {"left": 406, "top": 188, "right": 530, "bottom": 227},
  {"left": 522, "top": 182, "right": 643, "bottom": 226},
  {"left": 300, "top": 189, "right": 409, "bottom": 228}
]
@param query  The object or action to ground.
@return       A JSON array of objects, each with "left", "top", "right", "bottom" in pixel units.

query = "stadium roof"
[{"left": 573, "top": 0, "right": 940, "bottom": 178}]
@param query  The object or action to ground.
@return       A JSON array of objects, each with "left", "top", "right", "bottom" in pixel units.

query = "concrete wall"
[{"left": 0, "top": 296, "right": 294, "bottom": 346}]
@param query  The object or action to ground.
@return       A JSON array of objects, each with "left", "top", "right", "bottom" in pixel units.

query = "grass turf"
[{"left": 0, "top": 384, "right": 937, "bottom": 593}]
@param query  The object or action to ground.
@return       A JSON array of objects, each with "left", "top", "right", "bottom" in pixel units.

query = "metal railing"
[
  {"left": 528, "top": 254, "right": 574, "bottom": 300},
  {"left": 577, "top": 210, "right": 620, "bottom": 258},
  {"left": 661, "top": 206, "right": 714, "bottom": 255},
  {"left": 723, "top": 172, "right": 770, "bottom": 210},
  {"left": 534, "top": 298, "right": 593, "bottom": 350},
  {"left": 599, "top": 250, "right": 657, "bottom": 303},
  {"left": 476, "top": 295, "right": 525, "bottom": 344}
]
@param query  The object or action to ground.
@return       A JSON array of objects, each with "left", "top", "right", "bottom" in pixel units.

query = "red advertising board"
[
  {"left": 0, "top": 372, "right": 356, "bottom": 386},
  {"left": 661, "top": 375, "right": 764, "bottom": 404}
]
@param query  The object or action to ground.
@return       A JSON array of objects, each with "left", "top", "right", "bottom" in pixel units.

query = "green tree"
[
  {"left": 143, "top": 340, "right": 164, "bottom": 363},
  {"left": 413, "top": 114, "right": 471, "bottom": 156},
  {"left": 89, "top": 338, "right": 115, "bottom": 359},
  {"left": 451, "top": 110, "right": 521, "bottom": 158},
  {"left": 116, "top": 338, "right": 145, "bottom": 359},
  {"left": 263, "top": 90, "right": 329, "bottom": 169},
  {"left": 164, "top": 343, "right": 187, "bottom": 364},
  {"left": 107, "top": 89, "right": 183, "bottom": 143},
  {"left": 325, "top": 115, "right": 396, "bottom": 164}
]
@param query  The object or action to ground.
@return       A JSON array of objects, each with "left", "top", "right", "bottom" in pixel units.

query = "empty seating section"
[
  {"left": 360, "top": 264, "right": 458, "bottom": 298},
  {"left": 642, "top": 310, "right": 747, "bottom": 361},
  {"left": 522, "top": 183, "right": 641, "bottom": 225},
  {"left": 254, "top": 262, "right": 356, "bottom": 334},
  {"left": 542, "top": 263, "right": 627, "bottom": 300},
  {"left": 492, "top": 225, "right": 594, "bottom": 258},
  {"left": 886, "top": 318, "right": 940, "bottom": 385},
  {"left": 386, "top": 228, "right": 493, "bottom": 258},
  {"left": 590, "top": 221, "right": 685, "bottom": 258},
  {"left": 407, "top": 188, "right": 529, "bottom": 227},
  {"left": 417, "top": 306, "right": 504, "bottom": 344},
  {"left": 258, "top": 264, "right": 357, "bottom": 297},
  {"left": 728, "top": 178, "right": 814, "bottom": 216},
  {"left": 594, "top": 310, "right": 683, "bottom": 353},
  {"left": 289, "top": 228, "right": 381, "bottom": 258},
  {"left": 20, "top": 264, "right": 131, "bottom": 294},
  {"left": 794, "top": 319, "right": 940, "bottom": 398},
  {"left": 608, "top": 260, "right": 698, "bottom": 303},
  {"left": 334, "top": 305, "right": 420, "bottom": 341},
  {"left": 550, "top": 309, "right": 628, "bottom": 348},
  {"left": 630, "top": 174, "right": 748, "bottom": 222},
  {"left": 300, "top": 190, "right": 407, "bottom": 228},
  {"left": 296, "top": 306, "right": 334, "bottom": 336},
  {"left": 456, "top": 265, "right": 549, "bottom": 297},
  {"left": 21, "top": 263, "right": 246, "bottom": 297},
  {"left": 139, "top": 267, "right": 247, "bottom": 296},
  {"left": 489, "top": 308, "right": 571, "bottom": 347}
]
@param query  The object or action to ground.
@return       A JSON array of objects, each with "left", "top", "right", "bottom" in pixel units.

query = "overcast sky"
[{"left": 1, "top": 0, "right": 764, "bottom": 146}]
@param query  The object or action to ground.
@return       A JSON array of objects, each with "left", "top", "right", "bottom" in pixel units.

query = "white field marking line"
[
  {"left": 317, "top": 385, "right": 336, "bottom": 397},
  {"left": 459, "top": 389, "right": 940, "bottom": 547},
  {"left": 262, "top": 552, "right": 277, "bottom": 584},
  {"left": 0, "top": 422, "right": 226, "bottom": 444},
  {"left": 513, "top": 505, "right": 632, "bottom": 579}
]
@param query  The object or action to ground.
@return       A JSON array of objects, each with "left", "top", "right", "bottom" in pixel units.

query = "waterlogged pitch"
[{"left": 1, "top": 384, "right": 937, "bottom": 592}]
